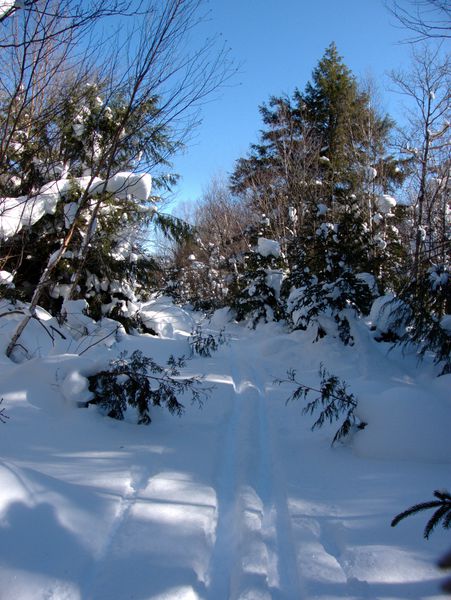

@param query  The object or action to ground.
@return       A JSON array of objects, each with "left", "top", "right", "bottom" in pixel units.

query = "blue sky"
[{"left": 170, "top": 0, "right": 415, "bottom": 212}]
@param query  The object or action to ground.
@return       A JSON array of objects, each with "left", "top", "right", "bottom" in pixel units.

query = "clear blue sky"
[{"left": 170, "top": 0, "right": 414, "bottom": 212}]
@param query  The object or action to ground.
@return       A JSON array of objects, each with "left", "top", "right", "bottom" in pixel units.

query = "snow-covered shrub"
[
  {"left": 287, "top": 272, "right": 376, "bottom": 345},
  {"left": 87, "top": 350, "right": 210, "bottom": 424},
  {"left": 227, "top": 237, "right": 286, "bottom": 328},
  {"left": 368, "top": 294, "right": 411, "bottom": 342},
  {"left": 376, "top": 264, "right": 450, "bottom": 375}
]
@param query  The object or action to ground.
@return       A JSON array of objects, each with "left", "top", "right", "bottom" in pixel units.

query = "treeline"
[
  {"left": 167, "top": 43, "right": 450, "bottom": 373},
  {"left": 0, "top": 2, "right": 449, "bottom": 375}
]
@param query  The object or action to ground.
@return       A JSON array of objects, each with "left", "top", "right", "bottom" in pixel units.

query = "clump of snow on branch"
[
  {"left": 0, "top": 172, "right": 153, "bottom": 240},
  {"left": 376, "top": 194, "right": 397, "bottom": 215},
  {"left": 257, "top": 237, "right": 281, "bottom": 258}
]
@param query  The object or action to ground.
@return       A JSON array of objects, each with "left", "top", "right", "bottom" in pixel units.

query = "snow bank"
[
  {"left": 0, "top": 301, "right": 64, "bottom": 361},
  {"left": 0, "top": 299, "right": 450, "bottom": 599},
  {"left": 355, "top": 382, "right": 451, "bottom": 462}
]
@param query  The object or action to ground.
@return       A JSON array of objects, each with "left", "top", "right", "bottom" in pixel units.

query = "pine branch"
[
  {"left": 275, "top": 363, "right": 363, "bottom": 445},
  {"left": 0, "top": 399, "right": 9, "bottom": 424},
  {"left": 391, "top": 490, "right": 451, "bottom": 539}
]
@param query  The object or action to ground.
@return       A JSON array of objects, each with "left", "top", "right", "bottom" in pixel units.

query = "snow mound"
[
  {"left": 355, "top": 383, "right": 451, "bottom": 462},
  {"left": 140, "top": 296, "right": 195, "bottom": 338},
  {"left": 0, "top": 301, "right": 64, "bottom": 361},
  {"left": 368, "top": 295, "right": 408, "bottom": 337},
  {"left": 61, "top": 371, "right": 93, "bottom": 405}
]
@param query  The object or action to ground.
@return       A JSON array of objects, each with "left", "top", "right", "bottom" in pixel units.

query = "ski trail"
[
  {"left": 207, "top": 343, "right": 302, "bottom": 599},
  {"left": 82, "top": 465, "right": 151, "bottom": 600}
]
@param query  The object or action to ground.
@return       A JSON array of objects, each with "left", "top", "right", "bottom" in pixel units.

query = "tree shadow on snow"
[{"left": 0, "top": 500, "right": 89, "bottom": 586}]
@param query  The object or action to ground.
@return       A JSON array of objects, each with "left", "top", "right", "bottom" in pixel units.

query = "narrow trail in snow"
[
  {"left": 82, "top": 465, "right": 154, "bottom": 600},
  {"left": 207, "top": 342, "right": 302, "bottom": 599},
  {"left": 82, "top": 335, "right": 303, "bottom": 600}
]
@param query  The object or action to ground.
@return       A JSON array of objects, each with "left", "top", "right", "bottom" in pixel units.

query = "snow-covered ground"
[{"left": 0, "top": 299, "right": 449, "bottom": 599}]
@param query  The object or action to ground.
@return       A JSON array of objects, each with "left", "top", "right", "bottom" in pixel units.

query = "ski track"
[
  {"left": 207, "top": 342, "right": 302, "bottom": 599},
  {"left": 82, "top": 464, "right": 153, "bottom": 600},
  {"left": 81, "top": 338, "right": 305, "bottom": 600}
]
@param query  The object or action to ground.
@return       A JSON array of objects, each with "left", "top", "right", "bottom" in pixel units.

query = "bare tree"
[
  {"left": 387, "top": 0, "right": 450, "bottom": 42},
  {"left": 391, "top": 45, "right": 450, "bottom": 282},
  {"left": 2, "top": 0, "right": 233, "bottom": 357}
]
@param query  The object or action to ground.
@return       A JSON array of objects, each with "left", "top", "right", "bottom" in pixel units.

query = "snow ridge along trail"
[{"left": 207, "top": 343, "right": 302, "bottom": 599}]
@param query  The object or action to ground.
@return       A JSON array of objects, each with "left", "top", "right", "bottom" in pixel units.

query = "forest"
[{"left": 0, "top": 1, "right": 450, "bottom": 599}]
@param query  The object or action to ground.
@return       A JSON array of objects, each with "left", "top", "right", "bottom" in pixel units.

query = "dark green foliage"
[
  {"left": 403, "top": 264, "right": 450, "bottom": 375},
  {"left": 0, "top": 399, "right": 9, "bottom": 424},
  {"left": 229, "top": 43, "right": 403, "bottom": 344},
  {"left": 384, "top": 263, "right": 450, "bottom": 375},
  {"left": 276, "top": 363, "right": 365, "bottom": 445},
  {"left": 0, "top": 80, "right": 182, "bottom": 322},
  {"left": 287, "top": 272, "right": 375, "bottom": 345},
  {"left": 391, "top": 490, "right": 451, "bottom": 539},
  {"left": 189, "top": 325, "right": 229, "bottom": 357},
  {"left": 227, "top": 238, "right": 286, "bottom": 328},
  {"left": 438, "top": 549, "right": 451, "bottom": 594},
  {"left": 152, "top": 212, "right": 194, "bottom": 243},
  {"left": 87, "top": 350, "right": 210, "bottom": 424}
]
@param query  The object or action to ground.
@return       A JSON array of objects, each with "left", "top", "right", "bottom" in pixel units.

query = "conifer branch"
[
  {"left": 391, "top": 490, "right": 451, "bottom": 539},
  {"left": 275, "top": 363, "right": 365, "bottom": 445}
]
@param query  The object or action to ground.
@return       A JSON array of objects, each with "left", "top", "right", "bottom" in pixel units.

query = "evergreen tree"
[
  {"left": 227, "top": 220, "right": 286, "bottom": 328},
  {"left": 231, "top": 44, "right": 405, "bottom": 342}
]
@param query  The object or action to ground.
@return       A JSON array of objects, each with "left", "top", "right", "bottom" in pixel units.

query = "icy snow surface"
[{"left": 0, "top": 299, "right": 450, "bottom": 599}]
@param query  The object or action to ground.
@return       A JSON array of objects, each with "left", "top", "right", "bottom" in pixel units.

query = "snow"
[
  {"left": 265, "top": 268, "right": 285, "bottom": 298},
  {"left": 0, "top": 172, "right": 152, "bottom": 240},
  {"left": 0, "top": 270, "right": 14, "bottom": 286},
  {"left": 376, "top": 194, "right": 397, "bottom": 215},
  {"left": 0, "top": 0, "right": 14, "bottom": 17},
  {"left": 63, "top": 202, "right": 79, "bottom": 229},
  {"left": 317, "top": 203, "right": 328, "bottom": 216},
  {"left": 0, "top": 195, "right": 51, "bottom": 239},
  {"left": 355, "top": 272, "right": 378, "bottom": 296},
  {"left": 0, "top": 298, "right": 450, "bottom": 599},
  {"left": 257, "top": 237, "right": 281, "bottom": 258},
  {"left": 140, "top": 296, "right": 195, "bottom": 338},
  {"left": 440, "top": 315, "right": 451, "bottom": 333},
  {"left": 364, "top": 166, "right": 377, "bottom": 181},
  {"left": 105, "top": 172, "right": 152, "bottom": 202}
]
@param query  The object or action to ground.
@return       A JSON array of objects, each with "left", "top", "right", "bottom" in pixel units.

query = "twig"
[{"left": 78, "top": 327, "right": 119, "bottom": 356}]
